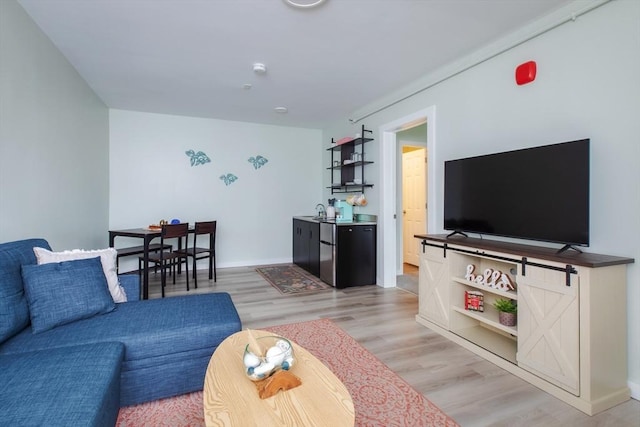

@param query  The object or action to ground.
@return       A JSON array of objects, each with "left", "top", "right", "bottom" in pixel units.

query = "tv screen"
[{"left": 444, "top": 139, "right": 590, "bottom": 248}]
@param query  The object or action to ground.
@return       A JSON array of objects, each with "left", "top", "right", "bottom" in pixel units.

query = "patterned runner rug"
[
  {"left": 256, "top": 264, "right": 333, "bottom": 294},
  {"left": 116, "top": 318, "right": 458, "bottom": 427}
]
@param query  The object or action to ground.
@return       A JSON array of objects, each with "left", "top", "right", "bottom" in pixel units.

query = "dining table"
[{"left": 109, "top": 227, "right": 188, "bottom": 300}]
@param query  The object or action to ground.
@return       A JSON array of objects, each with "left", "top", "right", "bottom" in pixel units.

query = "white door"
[{"left": 402, "top": 148, "right": 427, "bottom": 266}]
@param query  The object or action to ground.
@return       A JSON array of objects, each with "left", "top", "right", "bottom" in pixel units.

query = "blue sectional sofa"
[{"left": 0, "top": 238, "right": 242, "bottom": 426}]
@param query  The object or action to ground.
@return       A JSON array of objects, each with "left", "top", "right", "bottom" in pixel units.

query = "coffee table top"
[{"left": 203, "top": 329, "right": 355, "bottom": 426}]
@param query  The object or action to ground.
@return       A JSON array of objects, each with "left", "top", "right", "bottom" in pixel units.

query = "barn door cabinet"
[{"left": 414, "top": 234, "right": 633, "bottom": 416}]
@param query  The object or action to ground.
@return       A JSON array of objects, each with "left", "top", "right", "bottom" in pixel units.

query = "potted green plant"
[{"left": 493, "top": 298, "right": 517, "bottom": 327}]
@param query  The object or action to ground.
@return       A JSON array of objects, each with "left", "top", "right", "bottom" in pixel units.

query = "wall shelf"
[{"left": 328, "top": 125, "right": 374, "bottom": 195}]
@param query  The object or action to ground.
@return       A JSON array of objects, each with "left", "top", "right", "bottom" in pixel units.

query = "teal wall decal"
[
  {"left": 248, "top": 155, "right": 269, "bottom": 170},
  {"left": 186, "top": 149, "right": 211, "bottom": 166},
  {"left": 220, "top": 173, "right": 238, "bottom": 186}
]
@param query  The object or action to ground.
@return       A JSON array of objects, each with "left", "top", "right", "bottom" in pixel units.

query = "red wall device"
[{"left": 515, "top": 61, "right": 537, "bottom": 85}]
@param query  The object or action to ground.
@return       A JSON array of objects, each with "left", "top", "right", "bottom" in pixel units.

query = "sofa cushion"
[
  {"left": 0, "top": 238, "right": 51, "bottom": 344},
  {"left": 22, "top": 257, "right": 116, "bottom": 333},
  {"left": 34, "top": 246, "right": 127, "bottom": 303},
  {"left": 0, "top": 342, "right": 124, "bottom": 427}
]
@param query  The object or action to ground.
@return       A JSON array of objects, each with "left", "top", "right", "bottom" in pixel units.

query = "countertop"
[{"left": 294, "top": 215, "right": 377, "bottom": 226}]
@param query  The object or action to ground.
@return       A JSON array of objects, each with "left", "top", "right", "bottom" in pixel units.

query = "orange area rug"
[{"left": 116, "top": 318, "right": 458, "bottom": 426}]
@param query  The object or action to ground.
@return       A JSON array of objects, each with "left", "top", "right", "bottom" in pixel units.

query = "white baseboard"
[
  {"left": 628, "top": 380, "right": 640, "bottom": 401},
  {"left": 211, "top": 257, "right": 291, "bottom": 269}
]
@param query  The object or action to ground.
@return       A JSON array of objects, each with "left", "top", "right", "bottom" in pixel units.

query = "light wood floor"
[{"left": 142, "top": 266, "right": 640, "bottom": 426}]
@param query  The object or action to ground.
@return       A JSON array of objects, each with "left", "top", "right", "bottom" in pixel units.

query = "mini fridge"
[{"left": 319, "top": 222, "right": 336, "bottom": 286}]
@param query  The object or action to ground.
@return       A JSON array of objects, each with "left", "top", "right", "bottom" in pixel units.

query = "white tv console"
[{"left": 414, "top": 234, "right": 634, "bottom": 415}]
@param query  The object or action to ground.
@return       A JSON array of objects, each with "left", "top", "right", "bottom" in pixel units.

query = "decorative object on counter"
[
  {"left": 248, "top": 155, "right": 269, "bottom": 169},
  {"left": 493, "top": 298, "right": 517, "bottom": 327},
  {"left": 219, "top": 173, "right": 238, "bottom": 186},
  {"left": 465, "top": 264, "right": 515, "bottom": 291},
  {"left": 256, "top": 264, "right": 332, "bottom": 294},
  {"left": 185, "top": 149, "right": 211, "bottom": 166},
  {"left": 346, "top": 194, "right": 367, "bottom": 206},
  {"left": 327, "top": 198, "right": 336, "bottom": 219},
  {"left": 334, "top": 199, "right": 353, "bottom": 223},
  {"left": 170, "top": 219, "right": 180, "bottom": 224},
  {"left": 464, "top": 290, "right": 484, "bottom": 312},
  {"left": 243, "top": 334, "right": 295, "bottom": 383}
]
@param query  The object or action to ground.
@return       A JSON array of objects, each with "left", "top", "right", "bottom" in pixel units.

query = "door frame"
[{"left": 378, "top": 105, "right": 436, "bottom": 287}]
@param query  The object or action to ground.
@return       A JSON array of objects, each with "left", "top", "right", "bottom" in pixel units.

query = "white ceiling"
[{"left": 18, "top": 0, "right": 575, "bottom": 129}]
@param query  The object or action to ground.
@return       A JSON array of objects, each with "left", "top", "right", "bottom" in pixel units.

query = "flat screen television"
[{"left": 443, "top": 139, "right": 590, "bottom": 251}]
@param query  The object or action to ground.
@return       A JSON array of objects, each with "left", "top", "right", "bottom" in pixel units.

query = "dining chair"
[
  {"left": 176, "top": 220, "right": 216, "bottom": 288},
  {"left": 138, "top": 222, "right": 190, "bottom": 298}
]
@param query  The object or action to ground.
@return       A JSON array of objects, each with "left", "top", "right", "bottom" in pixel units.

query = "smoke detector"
[{"left": 253, "top": 63, "right": 267, "bottom": 74}]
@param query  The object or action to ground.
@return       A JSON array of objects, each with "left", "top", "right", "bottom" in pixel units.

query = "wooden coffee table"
[{"left": 203, "top": 329, "right": 355, "bottom": 426}]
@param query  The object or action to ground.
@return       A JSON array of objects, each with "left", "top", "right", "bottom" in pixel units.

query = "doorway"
[
  {"left": 396, "top": 128, "right": 427, "bottom": 295},
  {"left": 400, "top": 136, "right": 428, "bottom": 267},
  {"left": 378, "top": 106, "right": 436, "bottom": 288}
]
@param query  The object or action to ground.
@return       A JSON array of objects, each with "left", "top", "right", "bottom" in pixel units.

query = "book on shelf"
[{"left": 465, "top": 290, "right": 484, "bottom": 312}]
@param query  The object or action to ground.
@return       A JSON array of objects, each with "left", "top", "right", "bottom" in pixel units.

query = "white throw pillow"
[{"left": 33, "top": 247, "right": 127, "bottom": 303}]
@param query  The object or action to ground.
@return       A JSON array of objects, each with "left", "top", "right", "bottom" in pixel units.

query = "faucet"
[{"left": 315, "top": 203, "right": 326, "bottom": 219}]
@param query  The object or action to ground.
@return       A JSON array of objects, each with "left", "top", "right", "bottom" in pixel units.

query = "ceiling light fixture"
[
  {"left": 282, "top": 0, "right": 327, "bottom": 9},
  {"left": 274, "top": 107, "right": 288, "bottom": 114}
]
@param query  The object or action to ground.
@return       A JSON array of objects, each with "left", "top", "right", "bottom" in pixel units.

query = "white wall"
[
  {"left": 325, "top": 0, "right": 640, "bottom": 395},
  {"left": 0, "top": 0, "right": 110, "bottom": 250},
  {"left": 109, "top": 110, "right": 323, "bottom": 270}
]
